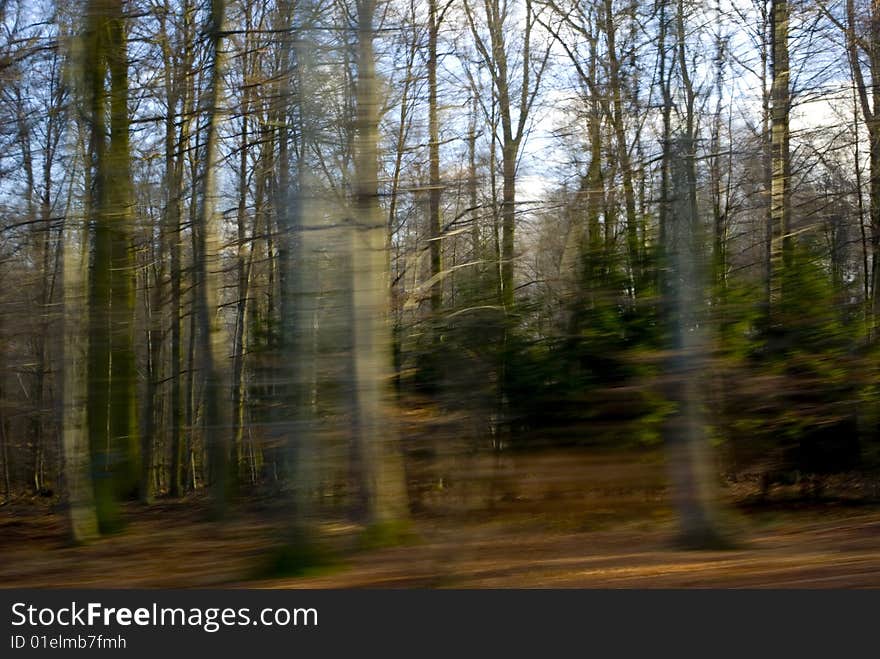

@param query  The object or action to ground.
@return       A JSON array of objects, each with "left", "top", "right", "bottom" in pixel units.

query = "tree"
[
  {"left": 154, "top": 0, "right": 196, "bottom": 498},
  {"left": 427, "top": 0, "right": 445, "bottom": 315},
  {"left": 192, "top": 0, "right": 235, "bottom": 514},
  {"left": 842, "top": 0, "right": 880, "bottom": 323},
  {"left": 350, "top": 0, "right": 409, "bottom": 526},
  {"left": 61, "top": 160, "right": 99, "bottom": 543},
  {"left": 463, "top": 0, "right": 549, "bottom": 311},
  {"left": 663, "top": 132, "right": 725, "bottom": 547},
  {"left": 277, "top": 0, "right": 320, "bottom": 544},
  {"left": 84, "top": 0, "right": 139, "bottom": 532},
  {"left": 661, "top": 0, "right": 727, "bottom": 548},
  {"left": 769, "top": 0, "right": 792, "bottom": 310}
]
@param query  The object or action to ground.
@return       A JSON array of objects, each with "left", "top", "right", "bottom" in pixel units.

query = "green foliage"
[
  {"left": 410, "top": 216, "right": 878, "bottom": 491},
  {"left": 415, "top": 266, "right": 671, "bottom": 446},
  {"left": 718, "top": 244, "right": 865, "bottom": 480},
  {"left": 713, "top": 279, "right": 765, "bottom": 362},
  {"left": 776, "top": 247, "right": 854, "bottom": 354}
]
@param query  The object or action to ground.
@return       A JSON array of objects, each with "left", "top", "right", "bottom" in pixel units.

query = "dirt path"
[
  {"left": 2, "top": 451, "right": 879, "bottom": 588},
  {"left": 2, "top": 501, "right": 879, "bottom": 588},
  {"left": 268, "top": 510, "right": 880, "bottom": 588}
]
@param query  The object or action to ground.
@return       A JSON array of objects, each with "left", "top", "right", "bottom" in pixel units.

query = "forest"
[{"left": 1, "top": 0, "right": 880, "bottom": 587}]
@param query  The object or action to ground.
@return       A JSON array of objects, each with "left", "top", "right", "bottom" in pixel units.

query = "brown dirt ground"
[{"left": 2, "top": 449, "right": 879, "bottom": 588}]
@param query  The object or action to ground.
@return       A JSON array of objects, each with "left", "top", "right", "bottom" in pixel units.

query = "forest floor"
[{"left": 2, "top": 449, "right": 880, "bottom": 588}]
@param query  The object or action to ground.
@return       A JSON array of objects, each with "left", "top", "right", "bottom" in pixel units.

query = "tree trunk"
[
  {"left": 351, "top": 0, "right": 409, "bottom": 526},
  {"left": 657, "top": 0, "right": 671, "bottom": 267},
  {"left": 141, "top": 252, "right": 162, "bottom": 503},
  {"left": 769, "top": 0, "right": 791, "bottom": 311},
  {"left": 232, "top": 71, "right": 252, "bottom": 486},
  {"left": 664, "top": 136, "right": 724, "bottom": 548},
  {"left": 468, "top": 93, "right": 480, "bottom": 265},
  {"left": 603, "top": 0, "right": 640, "bottom": 293},
  {"left": 663, "top": 1, "right": 726, "bottom": 548},
  {"left": 428, "top": 0, "right": 443, "bottom": 315},
  {"left": 61, "top": 202, "right": 99, "bottom": 543},
  {"left": 193, "top": 0, "right": 233, "bottom": 514},
  {"left": 85, "top": 21, "right": 113, "bottom": 527}
]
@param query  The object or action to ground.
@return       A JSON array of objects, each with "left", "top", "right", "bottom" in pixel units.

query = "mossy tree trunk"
[{"left": 84, "top": 0, "right": 139, "bottom": 533}]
